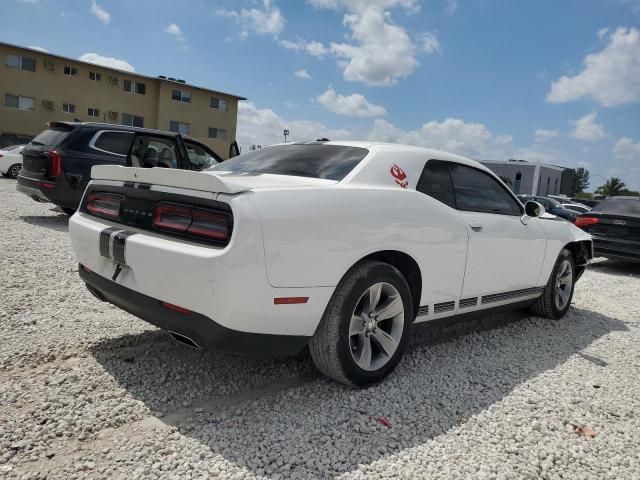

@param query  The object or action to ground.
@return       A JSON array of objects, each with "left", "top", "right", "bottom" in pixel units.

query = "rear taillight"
[
  {"left": 575, "top": 216, "right": 599, "bottom": 228},
  {"left": 86, "top": 193, "right": 123, "bottom": 219},
  {"left": 46, "top": 150, "right": 62, "bottom": 178},
  {"left": 153, "top": 203, "right": 231, "bottom": 242}
]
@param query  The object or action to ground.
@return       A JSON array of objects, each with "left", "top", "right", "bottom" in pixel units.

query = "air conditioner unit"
[
  {"left": 41, "top": 100, "right": 54, "bottom": 110},
  {"left": 109, "top": 76, "right": 119, "bottom": 85},
  {"left": 108, "top": 111, "right": 118, "bottom": 120},
  {"left": 44, "top": 60, "right": 55, "bottom": 70}
]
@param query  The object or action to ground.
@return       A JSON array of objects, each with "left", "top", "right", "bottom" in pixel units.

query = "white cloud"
[
  {"left": 237, "top": 102, "right": 351, "bottom": 147},
  {"left": 547, "top": 27, "right": 640, "bottom": 106},
  {"left": 78, "top": 53, "right": 135, "bottom": 72},
  {"left": 419, "top": 31, "right": 441, "bottom": 54},
  {"left": 367, "top": 117, "right": 510, "bottom": 158},
  {"left": 28, "top": 46, "right": 48, "bottom": 52},
  {"left": 597, "top": 27, "right": 609, "bottom": 40},
  {"left": 165, "top": 23, "right": 185, "bottom": 42},
  {"left": 534, "top": 128, "right": 560, "bottom": 142},
  {"left": 216, "top": 0, "right": 284, "bottom": 36},
  {"left": 445, "top": 0, "right": 458, "bottom": 15},
  {"left": 89, "top": 0, "right": 110, "bottom": 25},
  {"left": 294, "top": 69, "right": 311, "bottom": 79},
  {"left": 316, "top": 87, "right": 386, "bottom": 117},
  {"left": 613, "top": 137, "right": 640, "bottom": 159},
  {"left": 306, "top": 0, "right": 421, "bottom": 86},
  {"left": 570, "top": 112, "right": 605, "bottom": 141},
  {"left": 279, "top": 39, "right": 329, "bottom": 57}
]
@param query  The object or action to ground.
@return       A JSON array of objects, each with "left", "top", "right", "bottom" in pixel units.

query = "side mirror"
[{"left": 522, "top": 200, "right": 545, "bottom": 224}]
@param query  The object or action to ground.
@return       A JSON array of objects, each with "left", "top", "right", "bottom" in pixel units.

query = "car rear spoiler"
[{"left": 91, "top": 165, "right": 250, "bottom": 194}]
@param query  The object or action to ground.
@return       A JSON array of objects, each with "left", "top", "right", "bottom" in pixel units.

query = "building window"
[
  {"left": 210, "top": 97, "right": 228, "bottom": 111},
  {"left": 4, "top": 94, "right": 34, "bottom": 111},
  {"left": 89, "top": 71, "right": 102, "bottom": 81},
  {"left": 64, "top": 65, "right": 78, "bottom": 77},
  {"left": 124, "top": 80, "right": 146, "bottom": 95},
  {"left": 171, "top": 89, "right": 191, "bottom": 103},
  {"left": 62, "top": 103, "right": 75, "bottom": 114},
  {"left": 546, "top": 177, "right": 550, "bottom": 195},
  {"left": 169, "top": 121, "right": 190, "bottom": 135},
  {"left": 208, "top": 127, "right": 227, "bottom": 140},
  {"left": 88, "top": 107, "right": 100, "bottom": 117},
  {"left": 122, "top": 113, "right": 144, "bottom": 128},
  {"left": 514, "top": 172, "right": 522, "bottom": 194},
  {"left": 554, "top": 178, "right": 558, "bottom": 194},
  {"left": 6, "top": 54, "right": 36, "bottom": 72}
]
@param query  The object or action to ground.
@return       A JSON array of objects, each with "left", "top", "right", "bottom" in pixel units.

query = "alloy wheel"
[{"left": 554, "top": 259, "right": 573, "bottom": 310}]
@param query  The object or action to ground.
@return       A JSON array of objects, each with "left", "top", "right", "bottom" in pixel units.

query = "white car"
[
  {"left": 69, "top": 142, "right": 593, "bottom": 386},
  {"left": 0, "top": 144, "right": 25, "bottom": 179}
]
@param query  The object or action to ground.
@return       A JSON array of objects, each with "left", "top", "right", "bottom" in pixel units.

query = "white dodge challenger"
[{"left": 69, "top": 141, "right": 592, "bottom": 386}]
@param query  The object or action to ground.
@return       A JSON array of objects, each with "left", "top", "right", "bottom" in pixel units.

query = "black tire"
[
  {"left": 308, "top": 260, "right": 413, "bottom": 387},
  {"left": 530, "top": 248, "right": 575, "bottom": 319},
  {"left": 7, "top": 164, "right": 21, "bottom": 179},
  {"left": 61, "top": 207, "right": 76, "bottom": 215}
]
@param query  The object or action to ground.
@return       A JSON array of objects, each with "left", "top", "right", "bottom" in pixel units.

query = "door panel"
[{"left": 459, "top": 211, "right": 546, "bottom": 298}]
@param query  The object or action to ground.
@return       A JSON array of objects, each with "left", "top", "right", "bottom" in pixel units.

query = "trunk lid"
[
  {"left": 91, "top": 165, "right": 337, "bottom": 194},
  {"left": 586, "top": 213, "right": 640, "bottom": 240},
  {"left": 21, "top": 124, "right": 74, "bottom": 179}
]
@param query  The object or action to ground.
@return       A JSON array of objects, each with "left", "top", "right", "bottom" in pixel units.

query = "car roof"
[{"left": 49, "top": 121, "right": 202, "bottom": 143}]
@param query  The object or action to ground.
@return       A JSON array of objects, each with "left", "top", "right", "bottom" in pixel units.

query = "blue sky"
[{"left": 3, "top": 0, "right": 640, "bottom": 190}]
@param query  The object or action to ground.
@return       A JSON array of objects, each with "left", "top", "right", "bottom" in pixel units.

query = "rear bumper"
[
  {"left": 592, "top": 235, "right": 640, "bottom": 262},
  {"left": 16, "top": 174, "right": 80, "bottom": 209},
  {"left": 80, "top": 266, "right": 310, "bottom": 355},
  {"left": 16, "top": 176, "right": 53, "bottom": 203}
]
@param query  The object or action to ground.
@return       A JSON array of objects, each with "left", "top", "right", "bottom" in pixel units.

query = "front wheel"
[
  {"left": 7, "top": 164, "right": 21, "bottom": 179},
  {"left": 530, "top": 248, "right": 575, "bottom": 319},
  {"left": 309, "top": 260, "right": 413, "bottom": 387}
]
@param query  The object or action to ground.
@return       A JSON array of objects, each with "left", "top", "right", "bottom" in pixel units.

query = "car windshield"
[
  {"left": 209, "top": 144, "right": 369, "bottom": 181},
  {"left": 29, "top": 127, "right": 72, "bottom": 147},
  {"left": 592, "top": 197, "right": 640, "bottom": 216}
]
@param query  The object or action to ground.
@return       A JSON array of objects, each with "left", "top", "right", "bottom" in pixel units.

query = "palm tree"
[
  {"left": 498, "top": 175, "right": 512, "bottom": 187},
  {"left": 595, "top": 177, "right": 626, "bottom": 197}
]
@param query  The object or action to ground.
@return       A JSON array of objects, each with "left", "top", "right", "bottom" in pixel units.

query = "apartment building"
[{"left": 0, "top": 42, "right": 246, "bottom": 158}]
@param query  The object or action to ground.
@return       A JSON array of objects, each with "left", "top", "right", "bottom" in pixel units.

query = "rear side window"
[
  {"left": 416, "top": 160, "right": 455, "bottom": 208},
  {"left": 592, "top": 198, "right": 640, "bottom": 216},
  {"left": 210, "top": 144, "right": 368, "bottom": 181},
  {"left": 91, "top": 131, "right": 134, "bottom": 156},
  {"left": 29, "top": 127, "right": 72, "bottom": 147},
  {"left": 449, "top": 164, "right": 522, "bottom": 215}
]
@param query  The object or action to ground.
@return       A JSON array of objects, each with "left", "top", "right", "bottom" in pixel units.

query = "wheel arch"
[
  {"left": 347, "top": 250, "right": 422, "bottom": 318},
  {"left": 563, "top": 239, "right": 593, "bottom": 281}
]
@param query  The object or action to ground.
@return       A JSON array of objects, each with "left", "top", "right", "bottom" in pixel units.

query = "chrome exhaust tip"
[{"left": 168, "top": 330, "right": 201, "bottom": 349}]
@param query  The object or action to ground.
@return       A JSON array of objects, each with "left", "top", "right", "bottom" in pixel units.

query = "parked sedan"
[
  {"left": 519, "top": 195, "right": 580, "bottom": 223},
  {"left": 0, "top": 144, "right": 25, "bottom": 179},
  {"left": 69, "top": 142, "right": 592, "bottom": 386},
  {"left": 576, "top": 196, "right": 640, "bottom": 262},
  {"left": 560, "top": 203, "right": 591, "bottom": 214}
]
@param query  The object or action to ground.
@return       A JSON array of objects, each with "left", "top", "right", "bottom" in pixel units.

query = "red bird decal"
[{"left": 390, "top": 164, "right": 408, "bottom": 189}]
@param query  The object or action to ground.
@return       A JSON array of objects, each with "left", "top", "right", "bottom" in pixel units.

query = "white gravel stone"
[{"left": 1, "top": 178, "right": 639, "bottom": 479}]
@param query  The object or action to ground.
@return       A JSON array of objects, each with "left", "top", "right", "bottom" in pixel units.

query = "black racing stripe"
[
  {"left": 111, "top": 231, "right": 136, "bottom": 265},
  {"left": 99, "top": 227, "right": 120, "bottom": 258},
  {"left": 123, "top": 181, "right": 135, "bottom": 189},
  {"left": 136, "top": 183, "right": 151, "bottom": 190}
]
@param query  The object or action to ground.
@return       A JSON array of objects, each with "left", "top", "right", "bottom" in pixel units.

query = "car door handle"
[{"left": 469, "top": 222, "right": 483, "bottom": 232}]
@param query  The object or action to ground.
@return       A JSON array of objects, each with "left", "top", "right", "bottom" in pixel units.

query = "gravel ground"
[{"left": 1, "top": 176, "right": 639, "bottom": 480}]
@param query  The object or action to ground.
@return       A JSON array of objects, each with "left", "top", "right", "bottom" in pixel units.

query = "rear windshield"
[
  {"left": 29, "top": 127, "right": 72, "bottom": 147},
  {"left": 209, "top": 144, "right": 369, "bottom": 181},
  {"left": 592, "top": 198, "right": 640, "bottom": 216}
]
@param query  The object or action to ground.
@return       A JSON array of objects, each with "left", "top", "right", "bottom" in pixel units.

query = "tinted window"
[
  {"left": 416, "top": 160, "right": 455, "bottom": 208},
  {"left": 30, "top": 127, "right": 72, "bottom": 147},
  {"left": 129, "top": 136, "right": 177, "bottom": 169},
  {"left": 449, "top": 164, "right": 522, "bottom": 215},
  {"left": 209, "top": 145, "right": 368, "bottom": 181},
  {"left": 93, "top": 131, "right": 134, "bottom": 156},
  {"left": 592, "top": 198, "right": 640, "bottom": 216}
]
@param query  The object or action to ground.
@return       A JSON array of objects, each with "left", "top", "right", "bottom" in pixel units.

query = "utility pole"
[{"left": 283, "top": 129, "right": 290, "bottom": 143}]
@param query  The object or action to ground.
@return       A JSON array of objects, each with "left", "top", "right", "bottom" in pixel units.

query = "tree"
[
  {"left": 573, "top": 167, "right": 590, "bottom": 194},
  {"left": 498, "top": 175, "right": 512, "bottom": 188},
  {"left": 595, "top": 177, "right": 626, "bottom": 197}
]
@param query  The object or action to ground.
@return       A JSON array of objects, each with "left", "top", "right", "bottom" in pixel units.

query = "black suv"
[{"left": 17, "top": 122, "right": 227, "bottom": 214}]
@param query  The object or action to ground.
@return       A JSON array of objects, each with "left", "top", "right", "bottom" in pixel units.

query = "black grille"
[
  {"left": 416, "top": 305, "right": 429, "bottom": 317},
  {"left": 459, "top": 297, "right": 478, "bottom": 309},
  {"left": 433, "top": 301, "right": 455, "bottom": 314}
]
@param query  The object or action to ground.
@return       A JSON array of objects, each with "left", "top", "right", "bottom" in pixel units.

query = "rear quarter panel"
[
  {"left": 536, "top": 218, "right": 591, "bottom": 284},
  {"left": 250, "top": 186, "right": 469, "bottom": 306}
]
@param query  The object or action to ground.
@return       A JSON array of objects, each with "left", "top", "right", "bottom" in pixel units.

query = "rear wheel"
[
  {"left": 309, "top": 260, "right": 413, "bottom": 386},
  {"left": 7, "top": 164, "right": 21, "bottom": 179},
  {"left": 530, "top": 248, "right": 575, "bottom": 319}
]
